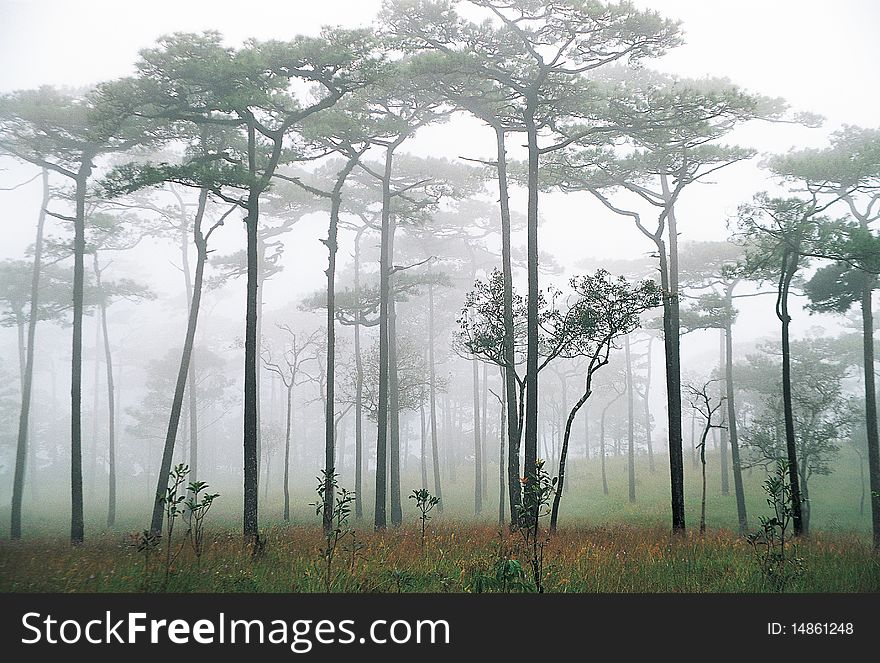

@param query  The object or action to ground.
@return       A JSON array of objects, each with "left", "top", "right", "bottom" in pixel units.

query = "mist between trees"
[{"left": 0, "top": 0, "right": 878, "bottom": 555}]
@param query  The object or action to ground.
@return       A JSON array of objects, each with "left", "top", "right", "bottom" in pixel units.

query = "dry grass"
[{"left": 2, "top": 523, "right": 877, "bottom": 593}]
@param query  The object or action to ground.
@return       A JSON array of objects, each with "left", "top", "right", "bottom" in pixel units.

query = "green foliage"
[
  {"left": 409, "top": 488, "right": 440, "bottom": 553},
  {"left": 748, "top": 461, "right": 806, "bottom": 591},
  {"left": 310, "top": 470, "right": 358, "bottom": 592},
  {"left": 184, "top": 481, "right": 220, "bottom": 563},
  {"left": 516, "top": 459, "right": 557, "bottom": 593},
  {"left": 160, "top": 463, "right": 190, "bottom": 588}
]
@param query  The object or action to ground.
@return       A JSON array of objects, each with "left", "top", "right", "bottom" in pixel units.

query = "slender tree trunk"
[
  {"left": 472, "top": 357, "right": 482, "bottom": 515},
  {"left": 10, "top": 168, "right": 49, "bottom": 540},
  {"left": 724, "top": 309, "right": 748, "bottom": 533},
  {"left": 481, "top": 361, "right": 488, "bottom": 500},
  {"left": 241, "top": 119, "right": 265, "bottom": 546},
  {"left": 389, "top": 293, "right": 402, "bottom": 526},
  {"left": 427, "top": 283, "right": 443, "bottom": 511},
  {"left": 353, "top": 228, "right": 365, "bottom": 520},
  {"left": 70, "top": 164, "right": 92, "bottom": 545},
  {"left": 94, "top": 254, "right": 117, "bottom": 528},
  {"left": 89, "top": 318, "right": 100, "bottom": 502},
  {"left": 625, "top": 336, "right": 636, "bottom": 503},
  {"left": 600, "top": 406, "right": 609, "bottom": 496},
  {"left": 179, "top": 222, "right": 200, "bottom": 487},
  {"left": 860, "top": 278, "right": 880, "bottom": 549},
  {"left": 420, "top": 400, "right": 428, "bottom": 489},
  {"left": 523, "top": 109, "right": 539, "bottom": 492},
  {"left": 699, "top": 427, "right": 708, "bottom": 535},
  {"left": 550, "top": 384, "right": 592, "bottom": 532},
  {"left": 322, "top": 191, "right": 341, "bottom": 534},
  {"left": 584, "top": 402, "right": 590, "bottom": 460},
  {"left": 149, "top": 189, "right": 209, "bottom": 534},
  {"left": 657, "top": 176, "right": 685, "bottom": 532},
  {"left": 284, "top": 385, "right": 292, "bottom": 521},
  {"left": 493, "top": 125, "right": 521, "bottom": 521},
  {"left": 499, "top": 366, "right": 506, "bottom": 528},
  {"left": 644, "top": 336, "right": 655, "bottom": 472},
  {"left": 718, "top": 329, "right": 729, "bottom": 495},
  {"left": 777, "top": 249, "right": 804, "bottom": 536},
  {"left": 375, "top": 142, "right": 399, "bottom": 530}
]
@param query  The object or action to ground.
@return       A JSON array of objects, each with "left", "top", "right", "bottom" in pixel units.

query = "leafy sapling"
[
  {"left": 311, "top": 470, "right": 357, "bottom": 592},
  {"left": 160, "top": 463, "right": 189, "bottom": 587},
  {"left": 184, "top": 480, "right": 219, "bottom": 564},
  {"left": 409, "top": 488, "right": 440, "bottom": 554},
  {"left": 516, "top": 459, "right": 557, "bottom": 593},
  {"left": 748, "top": 460, "right": 805, "bottom": 591}
]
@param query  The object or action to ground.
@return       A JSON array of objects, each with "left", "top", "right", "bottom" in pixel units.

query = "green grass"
[{"left": 1, "top": 449, "right": 877, "bottom": 593}]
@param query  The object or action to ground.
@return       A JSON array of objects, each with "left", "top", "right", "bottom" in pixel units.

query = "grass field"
[{"left": 1, "top": 449, "right": 877, "bottom": 592}]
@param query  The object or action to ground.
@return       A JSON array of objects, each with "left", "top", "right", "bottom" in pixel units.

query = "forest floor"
[
  {"left": 2, "top": 451, "right": 877, "bottom": 592},
  {"left": 2, "top": 523, "right": 878, "bottom": 593}
]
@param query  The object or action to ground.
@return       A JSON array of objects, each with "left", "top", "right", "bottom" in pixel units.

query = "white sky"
[{"left": 0, "top": 0, "right": 877, "bottom": 360}]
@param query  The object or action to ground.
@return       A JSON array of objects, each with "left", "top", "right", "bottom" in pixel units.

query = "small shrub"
[
  {"left": 748, "top": 460, "right": 805, "bottom": 591},
  {"left": 409, "top": 488, "right": 440, "bottom": 554}
]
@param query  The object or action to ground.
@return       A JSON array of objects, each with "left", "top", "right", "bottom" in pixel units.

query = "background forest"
[{"left": 0, "top": 0, "right": 878, "bottom": 593}]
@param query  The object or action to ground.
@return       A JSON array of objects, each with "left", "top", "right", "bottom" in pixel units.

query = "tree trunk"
[
  {"left": 550, "top": 384, "right": 592, "bottom": 532},
  {"left": 388, "top": 293, "right": 402, "bottom": 526},
  {"left": 481, "top": 361, "right": 488, "bottom": 500},
  {"left": 70, "top": 165, "right": 91, "bottom": 545},
  {"left": 643, "top": 337, "right": 654, "bottom": 472},
  {"left": 724, "top": 310, "right": 748, "bottom": 534},
  {"left": 420, "top": 400, "right": 428, "bottom": 489},
  {"left": 180, "top": 222, "right": 200, "bottom": 488},
  {"left": 353, "top": 227, "right": 365, "bottom": 520},
  {"left": 523, "top": 110, "right": 539, "bottom": 493},
  {"left": 625, "top": 336, "right": 636, "bottom": 503},
  {"left": 10, "top": 168, "right": 49, "bottom": 540},
  {"left": 427, "top": 283, "right": 443, "bottom": 511},
  {"left": 94, "top": 254, "right": 117, "bottom": 528},
  {"left": 149, "top": 189, "right": 209, "bottom": 534},
  {"left": 284, "top": 385, "right": 292, "bottom": 521},
  {"left": 861, "top": 279, "right": 880, "bottom": 548},
  {"left": 718, "top": 329, "right": 729, "bottom": 495},
  {"left": 374, "top": 143, "right": 397, "bottom": 530},
  {"left": 699, "top": 426, "right": 708, "bottom": 535},
  {"left": 777, "top": 249, "right": 804, "bottom": 536},
  {"left": 322, "top": 190, "right": 341, "bottom": 534},
  {"left": 472, "top": 357, "right": 482, "bottom": 515},
  {"left": 499, "top": 366, "right": 506, "bottom": 527},
  {"left": 493, "top": 125, "right": 521, "bottom": 521},
  {"left": 600, "top": 406, "right": 609, "bottom": 496}
]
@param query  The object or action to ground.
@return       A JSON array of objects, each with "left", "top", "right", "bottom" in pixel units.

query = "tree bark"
[
  {"left": 625, "top": 336, "right": 636, "bottom": 503},
  {"left": 427, "top": 283, "right": 443, "bottom": 511},
  {"left": 353, "top": 227, "right": 365, "bottom": 520},
  {"left": 472, "top": 357, "right": 483, "bottom": 515},
  {"left": 777, "top": 248, "right": 805, "bottom": 536},
  {"left": 70, "top": 163, "right": 92, "bottom": 545},
  {"left": 523, "top": 109, "right": 539, "bottom": 494},
  {"left": 494, "top": 125, "right": 521, "bottom": 522},
  {"left": 860, "top": 280, "right": 880, "bottom": 548},
  {"left": 374, "top": 142, "right": 397, "bottom": 530},
  {"left": 718, "top": 329, "right": 729, "bottom": 495},
  {"left": 724, "top": 308, "right": 748, "bottom": 534},
  {"left": 10, "top": 168, "right": 49, "bottom": 540},
  {"left": 283, "top": 385, "right": 292, "bottom": 521},
  {"left": 659, "top": 174, "right": 685, "bottom": 532},
  {"left": 643, "top": 337, "right": 654, "bottom": 472},
  {"left": 94, "top": 254, "right": 117, "bottom": 528},
  {"left": 149, "top": 189, "right": 209, "bottom": 535}
]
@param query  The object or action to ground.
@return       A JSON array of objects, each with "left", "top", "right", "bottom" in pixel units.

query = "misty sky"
[{"left": 1, "top": 0, "right": 878, "bottom": 358}]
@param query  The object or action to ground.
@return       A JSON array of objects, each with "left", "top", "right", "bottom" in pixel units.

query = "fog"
[{"left": 0, "top": 0, "right": 877, "bottom": 548}]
